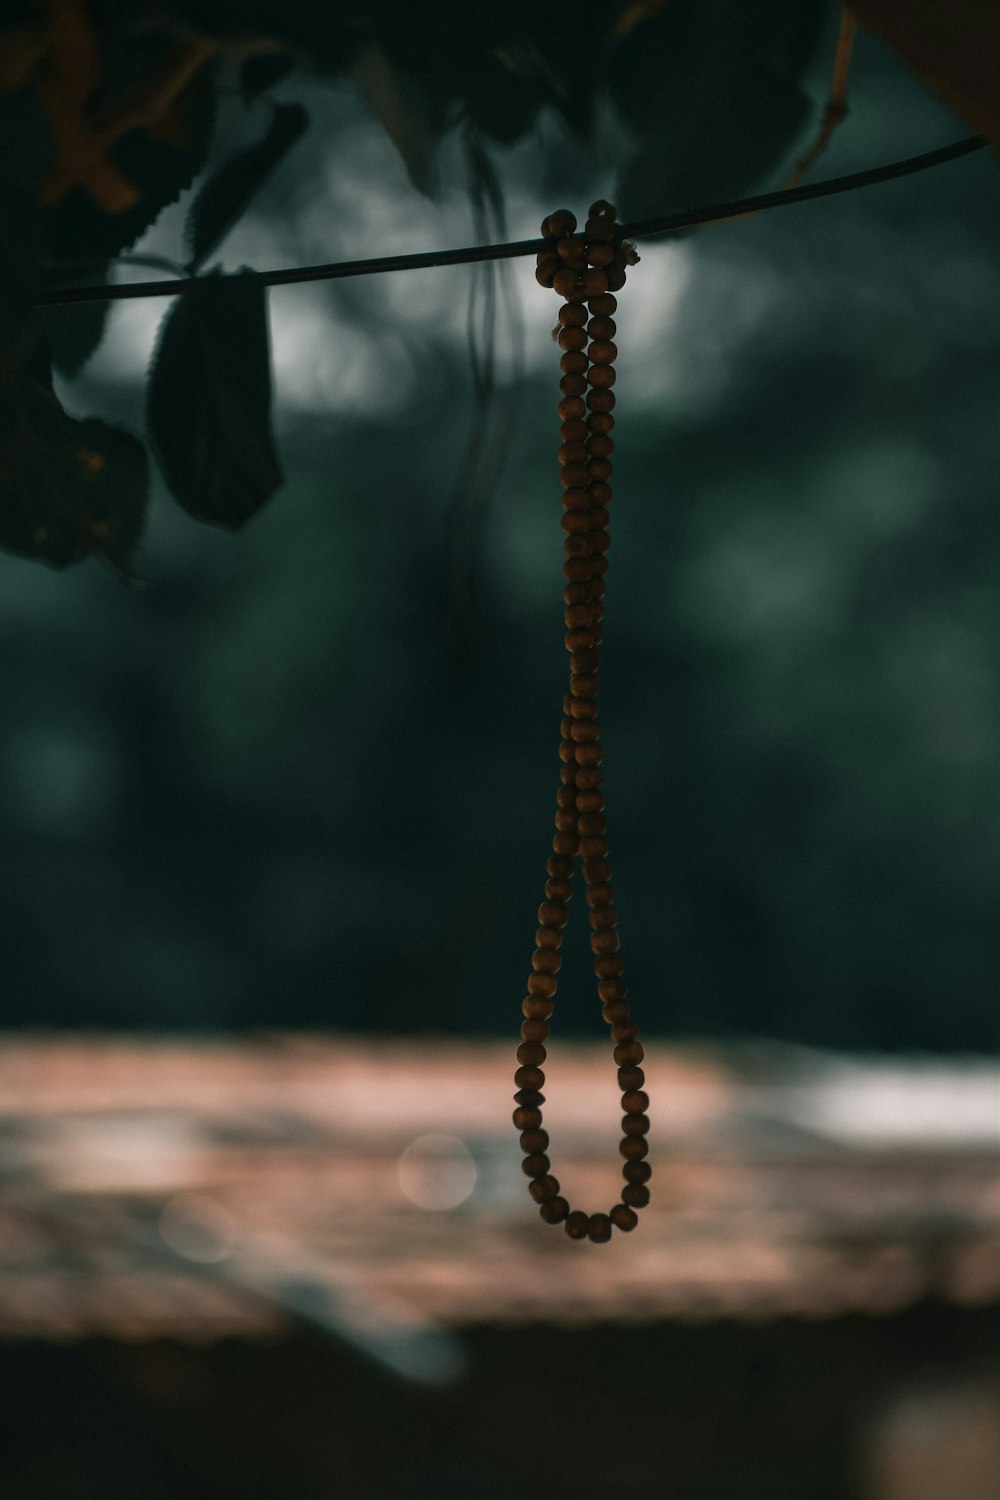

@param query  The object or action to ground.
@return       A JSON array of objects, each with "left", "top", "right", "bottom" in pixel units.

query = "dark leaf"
[
  {"left": 146, "top": 270, "right": 282, "bottom": 529},
  {"left": 609, "top": 0, "right": 829, "bottom": 220},
  {"left": 0, "top": 89, "right": 51, "bottom": 362},
  {"left": 353, "top": 42, "right": 439, "bottom": 194},
  {"left": 187, "top": 102, "right": 309, "bottom": 271},
  {"left": 0, "top": 341, "right": 148, "bottom": 570},
  {"left": 239, "top": 51, "right": 297, "bottom": 99},
  {"left": 39, "top": 264, "right": 112, "bottom": 377}
]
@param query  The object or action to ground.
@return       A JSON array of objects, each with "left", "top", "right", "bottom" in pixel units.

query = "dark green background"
[{"left": 4, "top": 16, "right": 999, "bottom": 1051}]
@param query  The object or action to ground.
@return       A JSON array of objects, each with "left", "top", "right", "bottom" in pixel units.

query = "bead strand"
[{"left": 517, "top": 203, "right": 647, "bottom": 1243}]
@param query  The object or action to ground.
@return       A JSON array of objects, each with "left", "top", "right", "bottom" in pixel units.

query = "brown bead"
[
  {"left": 588, "top": 293, "right": 617, "bottom": 316},
  {"left": 529, "top": 1173, "right": 560, "bottom": 1203},
  {"left": 562, "top": 493, "right": 591, "bottom": 520},
  {"left": 587, "top": 1213, "right": 613, "bottom": 1243},
  {"left": 526, "top": 974, "right": 557, "bottom": 999},
  {"left": 561, "top": 417, "right": 588, "bottom": 442},
  {"left": 553, "top": 268, "right": 585, "bottom": 299},
  {"left": 622, "top": 1089, "right": 649, "bottom": 1115},
  {"left": 551, "top": 832, "right": 578, "bottom": 856},
  {"left": 540, "top": 1195, "right": 569, "bottom": 1223},
  {"left": 520, "top": 1016, "right": 550, "bottom": 1044},
  {"left": 587, "top": 883, "right": 614, "bottom": 907},
  {"left": 544, "top": 209, "right": 577, "bottom": 237},
  {"left": 557, "top": 236, "right": 585, "bottom": 264},
  {"left": 515, "top": 1064, "right": 545, "bottom": 1091},
  {"left": 578, "top": 815, "right": 606, "bottom": 840},
  {"left": 588, "top": 436, "right": 614, "bottom": 460},
  {"left": 610, "top": 1204, "right": 639, "bottom": 1232},
  {"left": 523, "top": 995, "right": 554, "bottom": 1021},
  {"left": 520, "top": 1128, "right": 549, "bottom": 1154},
  {"left": 514, "top": 1086, "right": 545, "bottom": 1109},
  {"left": 535, "top": 928, "right": 560, "bottom": 952},
  {"left": 599, "top": 977, "right": 627, "bottom": 1002},
  {"left": 592, "top": 530, "right": 612, "bottom": 554},
  {"left": 558, "top": 326, "right": 587, "bottom": 353},
  {"left": 602, "top": 1000, "right": 629, "bottom": 1025},
  {"left": 587, "top": 365, "right": 616, "bottom": 390},
  {"left": 613, "top": 1039, "right": 643, "bottom": 1065},
  {"left": 558, "top": 301, "right": 587, "bottom": 327},
  {"left": 561, "top": 352, "right": 589, "bottom": 377},
  {"left": 570, "top": 722, "right": 600, "bottom": 746},
  {"left": 564, "top": 1211, "right": 589, "bottom": 1240},
  {"left": 565, "top": 628, "right": 597, "bottom": 652},
  {"left": 585, "top": 217, "right": 615, "bottom": 244},
  {"left": 521, "top": 1152, "right": 550, "bottom": 1178},
  {"left": 553, "top": 807, "right": 575, "bottom": 833},
  {"left": 517, "top": 1040, "right": 547, "bottom": 1067},
  {"left": 623, "top": 1159, "right": 652, "bottom": 1184},
  {"left": 617, "top": 1065, "right": 644, "bottom": 1091},
  {"left": 575, "top": 767, "right": 602, "bottom": 791},
  {"left": 587, "top": 317, "right": 616, "bottom": 341},
  {"left": 531, "top": 950, "right": 561, "bottom": 975},
  {"left": 588, "top": 458, "right": 613, "bottom": 481},
  {"left": 611, "top": 1021, "right": 637, "bottom": 1043},
  {"left": 588, "top": 340, "right": 618, "bottom": 366},
  {"left": 564, "top": 583, "right": 592, "bottom": 607},
  {"left": 565, "top": 604, "right": 595, "bottom": 630},
  {"left": 545, "top": 877, "right": 572, "bottom": 902},
  {"left": 585, "top": 242, "right": 614, "bottom": 267},
  {"left": 570, "top": 672, "right": 599, "bottom": 696},
  {"left": 606, "top": 265, "right": 627, "bottom": 292},
  {"left": 590, "top": 927, "right": 619, "bottom": 954},
  {"left": 574, "top": 743, "right": 603, "bottom": 768},
  {"left": 587, "top": 389, "right": 615, "bottom": 412},
  {"left": 581, "top": 836, "right": 609, "bottom": 861},
  {"left": 560, "top": 374, "right": 587, "bottom": 397},
  {"left": 619, "top": 1135, "right": 649, "bottom": 1161},
  {"left": 570, "top": 647, "right": 600, "bottom": 674},
  {"left": 581, "top": 268, "right": 608, "bottom": 298},
  {"left": 558, "top": 441, "right": 588, "bottom": 467},
  {"left": 587, "top": 506, "right": 610, "bottom": 531},
  {"left": 570, "top": 699, "right": 597, "bottom": 722},
  {"left": 512, "top": 1105, "right": 542, "bottom": 1130},
  {"left": 537, "top": 901, "right": 569, "bottom": 928},
  {"left": 622, "top": 1183, "right": 650, "bottom": 1209},
  {"left": 560, "top": 461, "right": 590, "bottom": 488},
  {"left": 547, "top": 853, "right": 574, "bottom": 878},
  {"left": 622, "top": 1113, "right": 650, "bottom": 1137},
  {"left": 584, "top": 858, "right": 612, "bottom": 882},
  {"left": 558, "top": 396, "right": 586, "bottom": 421},
  {"left": 535, "top": 257, "right": 559, "bottom": 288},
  {"left": 587, "top": 412, "right": 615, "bottom": 435}
]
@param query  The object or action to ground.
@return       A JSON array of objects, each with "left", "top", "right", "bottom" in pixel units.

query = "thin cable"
[{"left": 37, "top": 135, "right": 988, "bottom": 307}]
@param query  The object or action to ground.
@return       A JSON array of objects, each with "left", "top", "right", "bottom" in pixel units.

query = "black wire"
[{"left": 37, "top": 135, "right": 989, "bottom": 308}]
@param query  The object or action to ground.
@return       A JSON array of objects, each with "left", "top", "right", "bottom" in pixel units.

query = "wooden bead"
[
  {"left": 526, "top": 973, "right": 557, "bottom": 998},
  {"left": 561, "top": 417, "right": 588, "bottom": 442},
  {"left": 547, "top": 854, "right": 574, "bottom": 878},
  {"left": 560, "top": 374, "right": 587, "bottom": 397},
  {"left": 545, "top": 877, "right": 572, "bottom": 902},
  {"left": 578, "top": 815, "right": 606, "bottom": 839},
  {"left": 571, "top": 672, "right": 598, "bottom": 696},
  {"left": 622, "top": 1183, "right": 650, "bottom": 1209},
  {"left": 560, "top": 460, "right": 590, "bottom": 487},
  {"left": 591, "top": 530, "right": 611, "bottom": 554},
  {"left": 558, "top": 440, "right": 588, "bottom": 466},
  {"left": 564, "top": 1211, "right": 589, "bottom": 1240},
  {"left": 622, "top": 1113, "right": 650, "bottom": 1137},
  {"left": 521, "top": 1152, "right": 550, "bottom": 1178},
  {"left": 537, "top": 901, "right": 569, "bottom": 928},
  {"left": 551, "top": 832, "right": 578, "bottom": 856},
  {"left": 623, "top": 1159, "right": 652, "bottom": 1184},
  {"left": 587, "top": 365, "right": 616, "bottom": 389},
  {"left": 565, "top": 604, "right": 595, "bottom": 629},
  {"left": 574, "top": 743, "right": 603, "bottom": 767},
  {"left": 515, "top": 1086, "right": 545, "bottom": 1108},
  {"left": 617, "top": 1065, "right": 644, "bottom": 1091},
  {"left": 558, "top": 396, "right": 586, "bottom": 421},
  {"left": 557, "top": 236, "right": 585, "bottom": 264},
  {"left": 531, "top": 950, "right": 560, "bottom": 975},
  {"left": 588, "top": 340, "right": 617, "bottom": 366},
  {"left": 544, "top": 209, "right": 577, "bottom": 237},
  {"left": 553, "top": 268, "right": 584, "bottom": 299},
  {"left": 570, "top": 698, "right": 597, "bottom": 721},
  {"left": 587, "top": 883, "right": 614, "bottom": 907},
  {"left": 587, "top": 1213, "right": 613, "bottom": 1243},
  {"left": 558, "top": 302, "right": 587, "bottom": 327},
  {"left": 570, "top": 721, "right": 599, "bottom": 745},
  {"left": 570, "top": 647, "right": 600, "bottom": 674},
  {"left": 590, "top": 927, "right": 619, "bottom": 953},
  {"left": 529, "top": 1173, "right": 561, "bottom": 1203},
  {"left": 584, "top": 858, "right": 612, "bottom": 882},
  {"left": 575, "top": 767, "right": 602, "bottom": 791},
  {"left": 622, "top": 1089, "right": 649, "bottom": 1115},
  {"left": 558, "top": 326, "right": 587, "bottom": 353},
  {"left": 517, "top": 1040, "right": 547, "bottom": 1066},
  {"left": 587, "top": 317, "right": 616, "bottom": 340},
  {"left": 587, "top": 412, "right": 615, "bottom": 434},
  {"left": 602, "top": 1000, "right": 629, "bottom": 1026},
  {"left": 610, "top": 1204, "right": 639, "bottom": 1232},
  {"left": 512, "top": 1105, "right": 542, "bottom": 1130},
  {"left": 565, "top": 628, "right": 597, "bottom": 651},
  {"left": 561, "top": 351, "right": 589, "bottom": 376},
  {"left": 588, "top": 459, "right": 612, "bottom": 481},
  {"left": 619, "top": 1135, "right": 649, "bottom": 1160},
  {"left": 606, "top": 265, "right": 627, "bottom": 292},
  {"left": 534, "top": 928, "right": 559, "bottom": 952},
  {"left": 613, "top": 1039, "right": 643, "bottom": 1065},
  {"left": 585, "top": 217, "right": 615, "bottom": 243},
  {"left": 587, "top": 390, "right": 615, "bottom": 412},
  {"left": 585, "top": 242, "right": 614, "bottom": 267},
  {"left": 588, "top": 293, "right": 617, "bottom": 316},
  {"left": 515, "top": 1065, "right": 545, "bottom": 1091},
  {"left": 520, "top": 1128, "right": 549, "bottom": 1154},
  {"left": 588, "top": 435, "right": 614, "bottom": 459},
  {"left": 535, "top": 257, "right": 559, "bottom": 287},
  {"left": 599, "top": 977, "right": 627, "bottom": 1001},
  {"left": 540, "top": 1195, "right": 569, "bottom": 1223},
  {"left": 564, "top": 583, "right": 592, "bottom": 606},
  {"left": 588, "top": 506, "right": 610, "bottom": 530},
  {"left": 581, "top": 268, "right": 608, "bottom": 297}
]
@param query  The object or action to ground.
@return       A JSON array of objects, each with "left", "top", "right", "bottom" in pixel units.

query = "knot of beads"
[{"left": 515, "top": 204, "right": 649, "bottom": 1244}]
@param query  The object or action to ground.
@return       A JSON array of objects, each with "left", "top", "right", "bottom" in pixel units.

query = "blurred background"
[{"left": 1, "top": 7, "right": 998, "bottom": 1497}]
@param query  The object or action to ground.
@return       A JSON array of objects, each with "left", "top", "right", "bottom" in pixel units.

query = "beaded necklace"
[{"left": 513, "top": 202, "right": 649, "bottom": 1243}]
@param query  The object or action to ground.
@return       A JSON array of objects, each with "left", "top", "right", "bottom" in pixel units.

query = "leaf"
[
  {"left": 848, "top": 0, "right": 1000, "bottom": 150},
  {"left": 146, "top": 270, "right": 283, "bottom": 529},
  {"left": 608, "top": 0, "right": 829, "bottom": 220},
  {"left": 353, "top": 41, "right": 439, "bottom": 194},
  {"left": 0, "top": 341, "right": 148, "bottom": 570},
  {"left": 38, "top": 264, "right": 112, "bottom": 377},
  {"left": 0, "top": 89, "right": 51, "bottom": 364},
  {"left": 187, "top": 101, "right": 309, "bottom": 271}
]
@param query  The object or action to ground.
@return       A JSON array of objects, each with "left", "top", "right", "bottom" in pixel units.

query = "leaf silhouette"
[
  {"left": 187, "top": 102, "right": 309, "bottom": 271},
  {"left": 146, "top": 270, "right": 283, "bottom": 529},
  {"left": 0, "top": 342, "right": 147, "bottom": 570}
]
